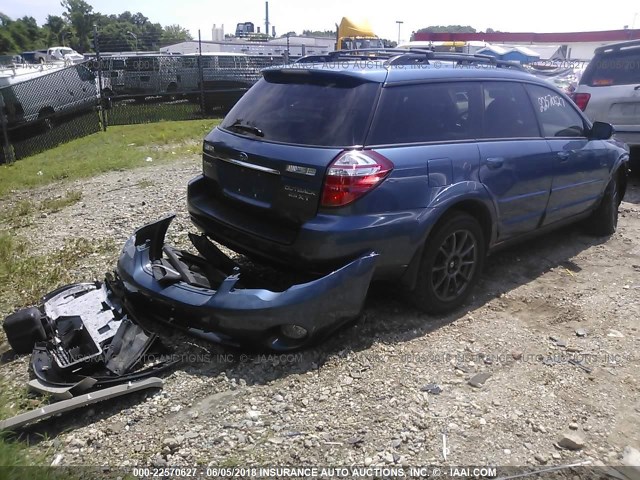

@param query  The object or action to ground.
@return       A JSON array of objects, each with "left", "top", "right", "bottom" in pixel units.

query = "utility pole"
[
  {"left": 94, "top": 24, "right": 107, "bottom": 131},
  {"left": 396, "top": 20, "right": 404, "bottom": 45}
]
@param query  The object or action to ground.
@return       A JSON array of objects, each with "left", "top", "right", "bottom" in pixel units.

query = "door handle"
[
  {"left": 486, "top": 157, "right": 504, "bottom": 169},
  {"left": 557, "top": 151, "right": 572, "bottom": 162}
]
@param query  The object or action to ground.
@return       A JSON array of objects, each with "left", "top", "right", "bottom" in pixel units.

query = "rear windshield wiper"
[{"left": 226, "top": 121, "right": 264, "bottom": 137}]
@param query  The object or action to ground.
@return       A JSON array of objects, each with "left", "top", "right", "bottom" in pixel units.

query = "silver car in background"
[{"left": 573, "top": 40, "right": 640, "bottom": 170}]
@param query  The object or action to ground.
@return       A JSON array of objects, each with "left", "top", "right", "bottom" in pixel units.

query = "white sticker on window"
[{"left": 538, "top": 94, "right": 566, "bottom": 113}]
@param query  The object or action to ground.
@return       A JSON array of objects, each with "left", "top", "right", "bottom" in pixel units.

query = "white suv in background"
[{"left": 573, "top": 40, "right": 640, "bottom": 170}]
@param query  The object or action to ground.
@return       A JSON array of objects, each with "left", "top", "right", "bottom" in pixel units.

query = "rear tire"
[
  {"left": 38, "top": 108, "right": 55, "bottom": 132},
  {"left": 167, "top": 83, "right": 178, "bottom": 101},
  {"left": 409, "top": 212, "right": 485, "bottom": 314},
  {"left": 587, "top": 176, "right": 619, "bottom": 236}
]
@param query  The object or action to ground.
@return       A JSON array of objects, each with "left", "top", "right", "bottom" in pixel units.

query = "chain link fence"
[
  {"left": 0, "top": 31, "right": 294, "bottom": 164},
  {"left": 0, "top": 62, "right": 102, "bottom": 163},
  {"left": 91, "top": 53, "right": 266, "bottom": 125}
]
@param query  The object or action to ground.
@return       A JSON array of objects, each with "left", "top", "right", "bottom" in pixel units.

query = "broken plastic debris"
[{"left": 0, "top": 377, "right": 164, "bottom": 431}]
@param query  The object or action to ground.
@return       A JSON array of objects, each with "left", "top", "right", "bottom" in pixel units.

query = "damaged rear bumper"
[{"left": 116, "top": 215, "right": 377, "bottom": 350}]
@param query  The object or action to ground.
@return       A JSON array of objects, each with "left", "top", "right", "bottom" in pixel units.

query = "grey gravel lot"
[{"left": 1, "top": 157, "right": 639, "bottom": 472}]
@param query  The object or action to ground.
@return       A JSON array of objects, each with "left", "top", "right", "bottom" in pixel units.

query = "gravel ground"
[{"left": 1, "top": 157, "right": 639, "bottom": 474}]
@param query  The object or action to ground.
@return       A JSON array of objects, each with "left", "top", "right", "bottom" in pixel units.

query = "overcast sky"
[{"left": 3, "top": 0, "right": 639, "bottom": 43}]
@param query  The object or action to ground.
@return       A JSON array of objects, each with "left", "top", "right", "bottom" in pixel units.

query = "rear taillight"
[
  {"left": 572, "top": 92, "right": 591, "bottom": 111},
  {"left": 321, "top": 150, "right": 393, "bottom": 207}
]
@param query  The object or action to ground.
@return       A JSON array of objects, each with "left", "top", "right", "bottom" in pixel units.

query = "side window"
[
  {"left": 526, "top": 84, "right": 585, "bottom": 137},
  {"left": 76, "top": 65, "right": 95, "bottom": 82},
  {"left": 218, "top": 57, "right": 235, "bottom": 69},
  {"left": 368, "top": 82, "right": 482, "bottom": 144},
  {"left": 482, "top": 82, "right": 540, "bottom": 139}
]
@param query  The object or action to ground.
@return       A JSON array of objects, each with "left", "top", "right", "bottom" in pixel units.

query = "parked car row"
[
  {"left": 0, "top": 52, "right": 265, "bottom": 137},
  {"left": 87, "top": 53, "right": 262, "bottom": 111}
]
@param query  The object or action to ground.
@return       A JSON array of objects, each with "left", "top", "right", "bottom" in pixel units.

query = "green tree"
[
  {"left": 416, "top": 25, "right": 477, "bottom": 34},
  {"left": 132, "top": 12, "right": 148, "bottom": 27},
  {"left": 141, "top": 22, "right": 164, "bottom": 50},
  {"left": 0, "top": 15, "right": 46, "bottom": 53},
  {"left": 302, "top": 29, "right": 335, "bottom": 37},
  {"left": 0, "top": 13, "right": 17, "bottom": 54},
  {"left": 161, "top": 24, "right": 193, "bottom": 43},
  {"left": 44, "top": 15, "right": 67, "bottom": 46},
  {"left": 61, "top": 0, "right": 94, "bottom": 52}
]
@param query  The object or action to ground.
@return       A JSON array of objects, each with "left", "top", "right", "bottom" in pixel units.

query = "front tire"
[
  {"left": 410, "top": 212, "right": 485, "bottom": 314},
  {"left": 587, "top": 176, "right": 619, "bottom": 236}
]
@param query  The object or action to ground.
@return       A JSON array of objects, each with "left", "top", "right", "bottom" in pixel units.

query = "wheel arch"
[
  {"left": 38, "top": 106, "right": 55, "bottom": 118},
  {"left": 401, "top": 194, "right": 496, "bottom": 290},
  {"left": 616, "top": 156, "right": 628, "bottom": 203}
]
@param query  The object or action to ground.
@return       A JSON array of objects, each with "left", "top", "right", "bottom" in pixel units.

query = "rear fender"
[{"left": 401, "top": 182, "right": 497, "bottom": 289}]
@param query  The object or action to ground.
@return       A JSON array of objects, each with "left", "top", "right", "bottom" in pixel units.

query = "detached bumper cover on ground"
[
  {"left": 4, "top": 215, "right": 377, "bottom": 360},
  {"left": 116, "top": 215, "right": 377, "bottom": 350}
]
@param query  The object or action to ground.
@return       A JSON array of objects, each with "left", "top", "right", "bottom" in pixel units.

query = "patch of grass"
[
  {"left": 40, "top": 190, "right": 83, "bottom": 213},
  {"left": 0, "top": 119, "right": 219, "bottom": 198},
  {"left": 0, "top": 434, "right": 46, "bottom": 470},
  {"left": 137, "top": 179, "right": 154, "bottom": 189},
  {"left": 0, "top": 379, "right": 53, "bottom": 471},
  {"left": 0, "top": 191, "right": 83, "bottom": 228},
  {"left": 0, "top": 233, "right": 117, "bottom": 312}
]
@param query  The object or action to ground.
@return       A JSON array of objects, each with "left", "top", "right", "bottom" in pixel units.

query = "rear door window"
[
  {"left": 482, "top": 82, "right": 540, "bottom": 138},
  {"left": 581, "top": 50, "right": 640, "bottom": 86},
  {"left": 367, "top": 82, "right": 482, "bottom": 144},
  {"left": 218, "top": 56, "right": 235, "bottom": 69},
  {"left": 221, "top": 72, "right": 379, "bottom": 147},
  {"left": 76, "top": 65, "right": 95, "bottom": 82},
  {"left": 525, "top": 84, "right": 586, "bottom": 137}
]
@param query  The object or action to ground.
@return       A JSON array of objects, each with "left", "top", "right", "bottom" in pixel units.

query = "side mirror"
[{"left": 590, "top": 121, "right": 614, "bottom": 140}]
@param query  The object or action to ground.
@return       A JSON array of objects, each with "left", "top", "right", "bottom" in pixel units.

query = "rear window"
[
  {"left": 581, "top": 50, "right": 640, "bottom": 86},
  {"left": 220, "top": 73, "right": 379, "bottom": 147}
]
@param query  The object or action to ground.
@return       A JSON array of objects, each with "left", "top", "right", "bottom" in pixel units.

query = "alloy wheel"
[{"left": 430, "top": 229, "right": 478, "bottom": 302}]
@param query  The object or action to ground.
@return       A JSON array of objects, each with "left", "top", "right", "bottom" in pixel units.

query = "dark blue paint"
[{"left": 189, "top": 61, "right": 629, "bottom": 284}]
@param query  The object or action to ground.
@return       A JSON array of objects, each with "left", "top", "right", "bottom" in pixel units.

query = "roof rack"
[
  {"left": 594, "top": 39, "right": 640, "bottom": 55},
  {"left": 294, "top": 48, "right": 525, "bottom": 70}
]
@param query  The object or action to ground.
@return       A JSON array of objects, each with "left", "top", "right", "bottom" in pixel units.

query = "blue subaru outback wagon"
[
  {"left": 166, "top": 51, "right": 629, "bottom": 348},
  {"left": 187, "top": 51, "right": 628, "bottom": 316}
]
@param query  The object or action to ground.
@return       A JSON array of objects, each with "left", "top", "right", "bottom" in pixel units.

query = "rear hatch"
[
  {"left": 201, "top": 68, "right": 382, "bottom": 227},
  {"left": 578, "top": 47, "right": 640, "bottom": 132}
]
